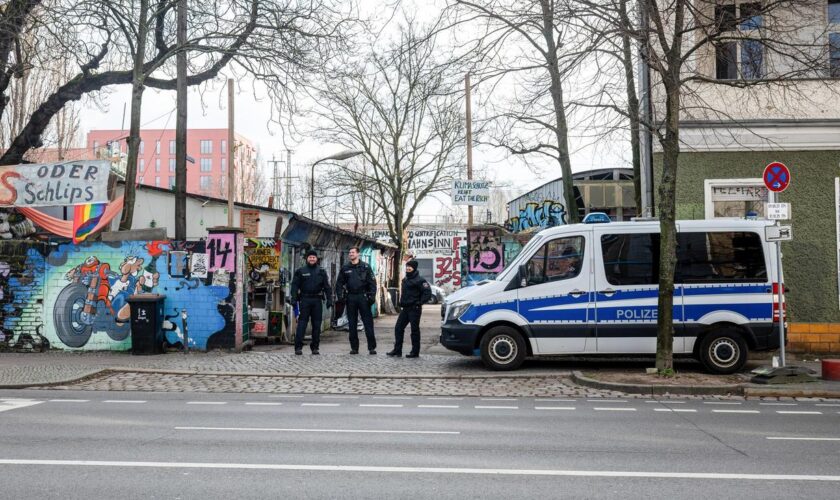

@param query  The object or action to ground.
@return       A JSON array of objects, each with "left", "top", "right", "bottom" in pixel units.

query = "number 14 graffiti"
[{"left": 207, "top": 234, "right": 235, "bottom": 272}]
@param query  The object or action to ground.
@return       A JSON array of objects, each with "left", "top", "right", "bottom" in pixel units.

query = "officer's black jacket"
[
  {"left": 335, "top": 260, "right": 377, "bottom": 297},
  {"left": 399, "top": 270, "right": 432, "bottom": 307},
  {"left": 290, "top": 264, "right": 332, "bottom": 301}
]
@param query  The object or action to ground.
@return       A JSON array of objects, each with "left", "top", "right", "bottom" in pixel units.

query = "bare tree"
[{"left": 313, "top": 19, "right": 466, "bottom": 284}]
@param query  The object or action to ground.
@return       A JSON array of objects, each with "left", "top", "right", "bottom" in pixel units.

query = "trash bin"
[{"left": 128, "top": 294, "right": 166, "bottom": 355}]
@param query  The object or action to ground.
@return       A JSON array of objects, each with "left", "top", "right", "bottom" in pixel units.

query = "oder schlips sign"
[
  {"left": 0, "top": 160, "right": 110, "bottom": 208},
  {"left": 763, "top": 162, "right": 790, "bottom": 193}
]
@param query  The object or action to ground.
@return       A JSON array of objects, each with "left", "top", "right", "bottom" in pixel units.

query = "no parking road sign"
[{"left": 763, "top": 162, "right": 791, "bottom": 193}]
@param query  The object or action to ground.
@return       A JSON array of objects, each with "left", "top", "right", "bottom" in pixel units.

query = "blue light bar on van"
[{"left": 583, "top": 212, "right": 611, "bottom": 224}]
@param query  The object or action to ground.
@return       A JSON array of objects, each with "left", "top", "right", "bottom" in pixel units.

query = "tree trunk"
[
  {"left": 120, "top": 0, "right": 150, "bottom": 231},
  {"left": 538, "top": 0, "right": 579, "bottom": 223},
  {"left": 655, "top": 80, "right": 681, "bottom": 373},
  {"left": 619, "top": 0, "right": 642, "bottom": 215}
]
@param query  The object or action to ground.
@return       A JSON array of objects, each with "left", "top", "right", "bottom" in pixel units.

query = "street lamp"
[{"left": 310, "top": 149, "right": 364, "bottom": 218}]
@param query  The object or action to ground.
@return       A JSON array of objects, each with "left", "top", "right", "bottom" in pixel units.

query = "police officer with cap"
[
  {"left": 335, "top": 246, "right": 377, "bottom": 354},
  {"left": 290, "top": 249, "right": 332, "bottom": 355},
  {"left": 387, "top": 259, "right": 432, "bottom": 358}
]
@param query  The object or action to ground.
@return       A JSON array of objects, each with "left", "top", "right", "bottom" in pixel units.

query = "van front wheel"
[
  {"left": 698, "top": 329, "right": 748, "bottom": 374},
  {"left": 480, "top": 326, "right": 527, "bottom": 371}
]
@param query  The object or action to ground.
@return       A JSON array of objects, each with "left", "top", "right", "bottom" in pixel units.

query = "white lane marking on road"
[
  {"left": 103, "top": 400, "right": 146, "bottom": 404},
  {"left": 174, "top": 427, "right": 459, "bottom": 435},
  {"left": 535, "top": 407, "right": 576, "bottom": 411},
  {"left": 767, "top": 437, "right": 840, "bottom": 441},
  {"left": 359, "top": 404, "right": 404, "bottom": 408},
  {"left": 654, "top": 408, "right": 698, "bottom": 413},
  {"left": 535, "top": 399, "right": 576, "bottom": 402},
  {"left": 712, "top": 410, "right": 760, "bottom": 414},
  {"left": 4, "top": 460, "right": 840, "bottom": 482},
  {"left": 816, "top": 404, "right": 840, "bottom": 407},
  {"left": 186, "top": 402, "right": 227, "bottom": 405},
  {"left": 244, "top": 402, "right": 283, "bottom": 406},
  {"left": 427, "top": 397, "right": 463, "bottom": 401},
  {"left": 587, "top": 400, "right": 628, "bottom": 403},
  {"left": 269, "top": 395, "right": 304, "bottom": 398},
  {"left": 372, "top": 396, "right": 413, "bottom": 400},
  {"left": 48, "top": 399, "right": 89, "bottom": 403},
  {"left": 760, "top": 403, "right": 798, "bottom": 406},
  {"left": 0, "top": 400, "right": 43, "bottom": 413},
  {"left": 0, "top": 398, "right": 38, "bottom": 402},
  {"left": 322, "top": 396, "right": 358, "bottom": 399},
  {"left": 301, "top": 403, "right": 340, "bottom": 407},
  {"left": 417, "top": 405, "right": 460, "bottom": 409},
  {"left": 704, "top": 402, "right": 743, "bottom": 405},
  {"left": 776, "top": 411, "right": 822, "bottom": 415},
  {"left": 646, "top": 401, "right": 687, "bottom": 404},
  {"left": 594, "top": 407, "right": 636, "bottom": 412},
  {"left": 480, "top": 398, "right": 518, "bottom": 401},
  {"left": 474, "top": 406, "right": 518, "bottom": 410}
]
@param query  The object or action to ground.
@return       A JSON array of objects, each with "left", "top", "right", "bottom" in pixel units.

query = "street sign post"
[
  {"left": 766, "top": 203, "right": 791, "bottom": 221},
  {"left": 763, "top": 162, "right": 791, "bottom": 193}
]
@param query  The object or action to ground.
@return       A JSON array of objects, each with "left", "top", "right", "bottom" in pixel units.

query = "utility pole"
[
  {"left": 465, "top": 73, "right": 474, "bottom": 226},
  {"left": 285, "top": 149, "right": 292, "bottom": 211},
  {"left": 174, "top": 0, "right": 187, "bottom": 240},
  {"left": 267, "top": 154, "right": 281, "bottom": 209},
  {"left": 227, "top": 78, "right": 235, "bottom": 226}
]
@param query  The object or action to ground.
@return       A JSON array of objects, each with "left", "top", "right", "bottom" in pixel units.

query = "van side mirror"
[{"left": 519, "top": 264, "right": 528, "bottom": 288}]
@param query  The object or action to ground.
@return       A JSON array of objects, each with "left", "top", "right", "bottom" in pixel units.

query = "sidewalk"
[{"left": 1, "top": 306, "right": 839, "bottom": 399}]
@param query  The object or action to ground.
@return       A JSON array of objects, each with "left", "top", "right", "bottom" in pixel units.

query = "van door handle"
[
  {"left": 598, "top": 288, "right": 617, "bottom": 297},
  {"left": 568, "top": 289, "right": 585, "bottom": 298}
]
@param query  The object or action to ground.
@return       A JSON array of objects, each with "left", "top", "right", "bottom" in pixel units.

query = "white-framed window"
[
  {"left": 200, "top": 140, "right": 212, "bottom": 154},
  {"left": 704, "top": 178, "right": 776, "bottom": 219},
  {"left": 169, "top": 140, "right": 176, "bottom": 155},
  {"left": 169, "top": 158, "right": 176, "bottom": 172},
  {"left": 155, "top": 176, "right": 161, "bottom": 187},
  {"left": 830, "top": 32, "right": 840, "bottom": 77},
  {"left": 155, "top": 140, "right": 161, "bottom": 154},
  {"left": 169, "top": 176, "right": 176, "bottom": 189},
  {"left": 221, "top": 139, "right": 227, "bottom": 153},
  {"left": 200, "top": 175, "right": 212, "bottom": 190},
  {"left": 200, "top": 158, "right": 212, "bottom": 172},
  {"left": 139, "top": 176, "right": 145, "bottom": 184},
  {"left": 92, "top": 140, "right": 99, "bottom": 153},
  {"left": 139, "top": 159, "right": 145, "bottom": 172},
  {"left": 139, "top": 140, "right": 144, "bottom": 155},
  {"left": 155, "top": 158, "right": 160, "bottom": 172},
  {"left": 221, "top": 158, "right": 226, "bottom": 172},
  {"left": 831, "top": 0, "right": 840, "bottom": 24},
  {"left": 714, "top": 2, "right": 765, "bottom": 80}
]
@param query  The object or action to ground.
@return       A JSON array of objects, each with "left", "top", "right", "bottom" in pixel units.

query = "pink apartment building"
[{"left": 86, "top": 128, "right": 260, "bottom": 204}]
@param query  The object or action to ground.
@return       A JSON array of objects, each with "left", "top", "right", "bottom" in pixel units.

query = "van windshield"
[{"left": 496, "top": 235, "right": 544, "bottom": 281}]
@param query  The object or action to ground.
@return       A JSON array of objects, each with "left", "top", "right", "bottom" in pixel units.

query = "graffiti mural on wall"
[
  {"left": 506, "top": 200, "right": 567, "bottom": 233},
  {"left": 467, "top": 230, "right": 504, "bottom": 273},
  {"left": 0, "top": 243, "right": 47, "bottom": 350},
  {"left": 245, "top": 238, "right": 281, "bottom": 284},
  {"left": 433, "top": 236, "right": 463, "bottom": 289}
]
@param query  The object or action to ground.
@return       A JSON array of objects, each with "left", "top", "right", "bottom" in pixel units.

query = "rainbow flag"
[{"left": 72, "top": 203, "right": 107, "bottom": 244}]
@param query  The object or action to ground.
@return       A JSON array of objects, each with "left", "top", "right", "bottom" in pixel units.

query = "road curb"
[
  {"left": 743, "top": 387, "right": 840, "bottom": 398},
  {"left": 0, "top": 368, "right": 109, "bottom": 390},
  {"left": 570, "top": 371, "right": 745, "bottom": 396}
]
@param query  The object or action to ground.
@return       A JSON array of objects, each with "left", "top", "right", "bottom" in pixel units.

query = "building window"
[
  {"left": 200, "top": 158, "right": 212, "bottom": 172},
  {"left": 221, "top": 158, "right": 227, "bottom": 172},
  {"left": 200, "top": 176, "right": 212, "bottom": 191},
  {"left": 155, "top": 176, "right": 160, "bottom": 187},
  {"left": 831, "top": 0, "right": 840, "bottom": 24},
  {"left": 139, "top": 140, "right": 144, "bottom": 154},
  {"left": 741, "top": 40, "right": 764, "bottom": 79},
  {"left": 169, "top": 177, "right": 176, "bottom": 189},
  {"left": 715, "top": 4, "right": 736, "bottom": 32},
  {"left": 831, "top": 33, "right": 840, "bottom": 77},
  {"left": 704, "top": 179, "right": 774, "bottom": 219},
  {"left": 219, "top": 177, "right": 225, "bottom": 194},
  {"left": 92, "top": 140, "right": 99, "bottom": 153},
  {"left": 139, "top": 159, "right": 145, "bottom": 172},
  {"left": 739, "top": 2, "right": 763, "bottom": 30},
  {"left": 154, "top": 158, "right": 160, "bottom": 172},
  {"left": 200, "top": 140, "right": 212, "bottom": 154},
  {"left": 169, "top": 140, "right": 176, "bottom": 155},
  {"left": 221, "top": 139, "right": 227, "bottom": 154},
  {"left": 716, "top": 42, "right": 737, "bottom": 79},
  {"left": 169, "top": 158, "right": 176, "bottom": 172}
]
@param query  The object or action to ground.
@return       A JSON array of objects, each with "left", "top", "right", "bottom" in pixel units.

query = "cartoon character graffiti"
[
  {"left": 54, "top": 254, "right": 155, "bottom": 348},
  {"left": 506, "top": 200, "right": 567, "bottom": 233}
]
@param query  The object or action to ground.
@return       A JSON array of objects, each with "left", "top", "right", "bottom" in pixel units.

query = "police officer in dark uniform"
[
  {"left": 289, "top": 249, "right": 332, "bottom": 355},
  {"left": 387, "top": 260, "right": 432, "bottom": 358},
  {"left": 335, "top": 246, "right": 377, "bottom": 354}
]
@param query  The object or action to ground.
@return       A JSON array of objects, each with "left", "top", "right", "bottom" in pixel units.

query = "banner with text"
[
  {"left": 0, "top": 160, "right": 111, "bottom": 208},
  {"left": 451, "top": 180, "right": 490, "bottom": 206}
]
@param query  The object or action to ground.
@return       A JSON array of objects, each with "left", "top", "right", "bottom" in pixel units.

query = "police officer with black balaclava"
[
  {"left": 387, "top": 259, "right": 432, "bottom": 358},
  {"left": 335, "top": 246, "right": 377, "bottom": 354},
  {"left": 290, "top": 249, "right": 332, "bottom": 355}
]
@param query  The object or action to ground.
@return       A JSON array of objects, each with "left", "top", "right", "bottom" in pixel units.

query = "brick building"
[{"left": 86, "top": 128, "right": 260, "bottom": 204}]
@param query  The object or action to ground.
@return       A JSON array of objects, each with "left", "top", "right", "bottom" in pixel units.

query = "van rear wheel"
[
  {"left": 698, "top": 329, "right": 748, "bottom": 374},
  {"left": 480, "top": 326, "right": 527, "bottom": 371}
]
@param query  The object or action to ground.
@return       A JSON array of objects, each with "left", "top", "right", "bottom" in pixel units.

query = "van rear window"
[{"left": 676, "top": 232, "right": 766, "bottom": 283}]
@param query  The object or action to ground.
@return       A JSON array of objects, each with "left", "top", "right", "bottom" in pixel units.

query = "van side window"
[
  {"left": 600, "top": 233, "right": 660, "bottom": 285},
  {"left": 526, "top": 236, "right": 585, "bottom": 285},
  {"left": 676, "top": 232, "right": 766, "bottom": 283}
]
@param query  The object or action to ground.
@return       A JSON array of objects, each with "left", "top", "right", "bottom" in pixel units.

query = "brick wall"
[
  {"left": 0, "top": 241, "right": 48, "bottom": 348},
  {"left": 788, "top": 323, "right": 840, "bottom": 354}
]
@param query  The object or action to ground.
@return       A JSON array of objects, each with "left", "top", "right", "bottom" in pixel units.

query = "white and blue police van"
[{"left": 441, "top": 219, "right": 783, "bottom": 373}]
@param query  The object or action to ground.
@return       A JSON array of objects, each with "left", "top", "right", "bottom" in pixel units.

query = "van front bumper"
[{"left": 440, "top": 322, "right": 480, "bottom": 356}]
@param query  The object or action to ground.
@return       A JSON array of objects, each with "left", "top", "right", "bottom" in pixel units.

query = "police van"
[{"left": 441, "top": 219, "right": 783, "bottom": 373}]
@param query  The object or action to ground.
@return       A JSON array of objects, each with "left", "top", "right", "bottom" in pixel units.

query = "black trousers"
[
  {"left": 295, "top": 297, "right": 323, "bottom": 351},
  {"left": 393, "top": 305, "right": 422, "bottom": 355},
  {"left": 345, "top": 294, "right": 376, "bottom": 351}
]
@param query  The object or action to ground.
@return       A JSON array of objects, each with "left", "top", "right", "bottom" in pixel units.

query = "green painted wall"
[{"left": 654, "top": 150, "right": 840, "bottom": 323}]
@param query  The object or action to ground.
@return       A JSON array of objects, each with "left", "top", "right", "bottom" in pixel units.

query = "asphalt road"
[{"left": 1, "top": 390, "right": 839, "bottom": 499}]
